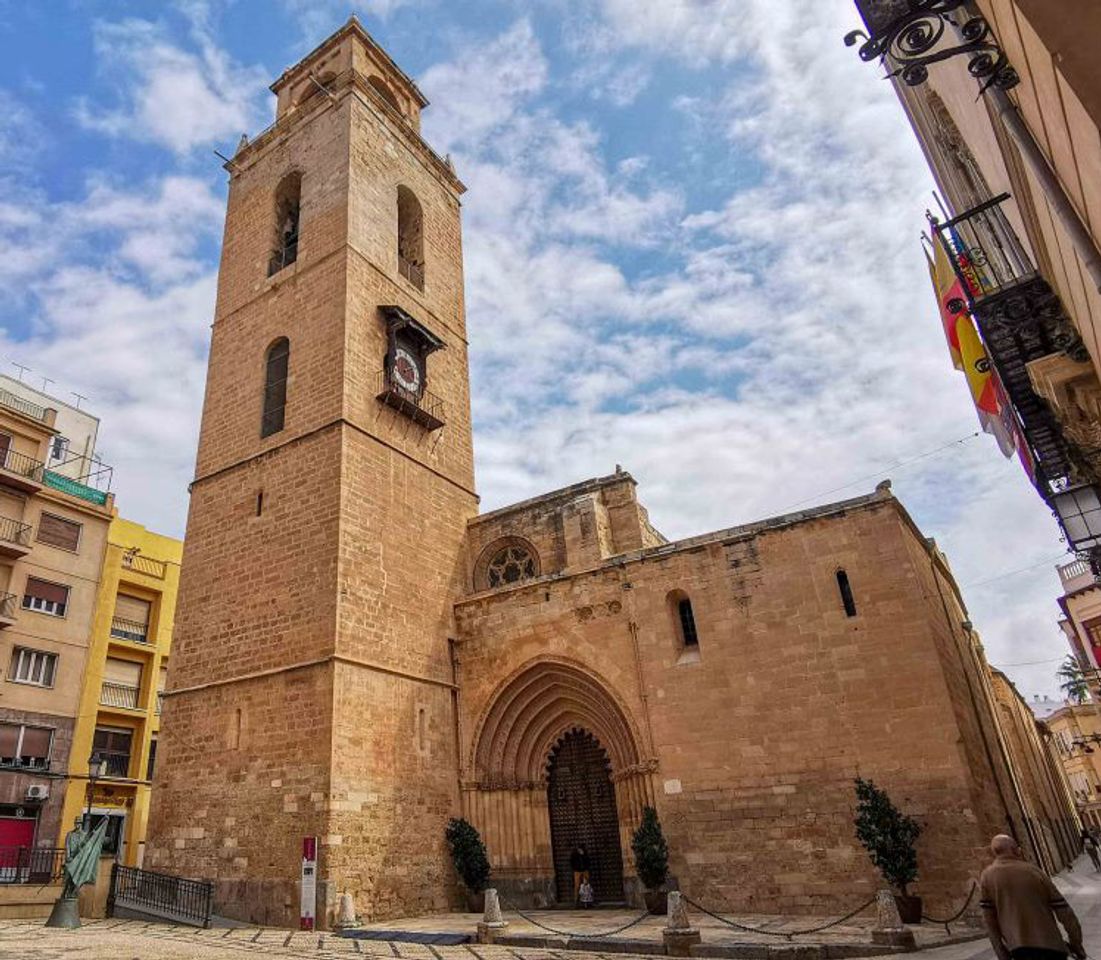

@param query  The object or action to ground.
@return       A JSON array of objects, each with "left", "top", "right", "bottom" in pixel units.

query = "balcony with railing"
[
  {"left": 110, "top": 616, "right": 149, "bottom": 644},
  {"left": 120, "top": 552, "right": 167, "bottom": 579},
  {"left": 931, "top": 194, "right": 1090, "bottom": 495},
  {"left": 0, "top": 515, "right": 32, "bottom": 559},
  {"left": 0, "top": 846, "right": 64, "bottom": 884},
  {"left": 100, "top": 681, "right": 142, "bottom": 710},
  {"left": 376, "top": 369, "right": 445, "bottom": 431},
  {"left": 0, "top": 592, "right": 17, "bottom": 628},
  {"left": 0, "top": 386, "right": 50, "bottom": 424},
  {"left": 99, "top": 751, "right": 132, "bottom": 779},
  {"left": 0, "top": 447, "right": 44, "bottom": 493},
  {"left": 1059, "top": 559, "right": 1098, "bottom": 594}
]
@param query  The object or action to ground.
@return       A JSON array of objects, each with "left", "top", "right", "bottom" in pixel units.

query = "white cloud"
[{"left": 74, "top": 17, "right": 267, "bottom": 154}]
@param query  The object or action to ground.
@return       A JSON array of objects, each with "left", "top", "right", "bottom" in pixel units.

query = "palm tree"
[{"left": 1057, "top": 655, "right": 1090, "bottom": 704}]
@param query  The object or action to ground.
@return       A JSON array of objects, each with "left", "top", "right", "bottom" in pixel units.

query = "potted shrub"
[
  {"left": 853, "top": 778, "right": 922, "bottom": 923},
  {"left": 631, "top": 806, "right": 670, "bottom": 914},
  {"left": 446, "top": 817, "right": 491, "bottom": 913}
]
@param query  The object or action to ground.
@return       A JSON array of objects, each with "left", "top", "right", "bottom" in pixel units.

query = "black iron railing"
[
  {"left": 109, "top": 864, "right": 214, "bottom": 927},
  {"left": 376, "top": 369, "right": 445, "bottom": 431},
  {"left": 0, "top": 387, "right": 48, "bottom": 423},
  {"left": 399, "top": 255, "right": 424, "bottom": 289},
  {"left": 0, "top": 757, "right": 50, "bottom": 771},
  {"left": 0, "top": 516, "right": 32, "bottom": 547},
  {"left": 0, "top": 592, "right": 17, "bottom": 621},
  {"left": 96, "top": 751, "right": 132, "bottom": 778},
  {"left": 100, "top": 682, "right": 141, "bottom": 711},
  {"left": 932, "top": 194, "right": 1037, "bottom": 303},
  {"left": 110, "top": 616, "right": 149, "bottom": 644},
  {"left": 268, "top": 239, "right": 298, "bottom": 277},
  {"left": 0, "top": 448, "right": 44, "bottom": 483},
  {"left": 0, "top": 846, "right": 64, "bottom": 884}
]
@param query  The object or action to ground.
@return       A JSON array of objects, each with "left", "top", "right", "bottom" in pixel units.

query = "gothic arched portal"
[{"left": 547, "top": 730, "right": 625, "bottom": 903}]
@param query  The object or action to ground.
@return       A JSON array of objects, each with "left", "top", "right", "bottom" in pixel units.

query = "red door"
[{"left": 0, "top": 817, "right": 35, "bottom": 847}]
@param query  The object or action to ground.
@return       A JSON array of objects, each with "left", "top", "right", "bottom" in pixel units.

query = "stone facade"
[{"left": 146, "top": 18, "right": 1077, "bottom": 929}]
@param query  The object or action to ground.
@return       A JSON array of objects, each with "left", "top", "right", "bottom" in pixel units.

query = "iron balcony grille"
[
  {"left": 268, "top": 239, "right": 298, "bottom": 277},
  {"left": 100, "top": 682, "right": 141, "bottom": 711},
  {"left": 109, "top": 864, "right": 214, "bottom": 927},
  {"left": 0, "top": 592, "right": 16, "bottom": 620},
  {"left": 0, "top": 448, "right": 44, "bottom": 483},
  {"left": 99, "top": 752, "right": 132, "bottom": 779},
  {"left": 0, "top": 387, "right": 48, "bottom": 423},
  {"left": 0, "top": 757, "right": 50, "bottom": 771},
  {"left": 110, "top": 616, "right": 149, "bottom": 644},
  {"left": 0, "top": 846, "right": 64, "bottom": 885},
  {"left": 398, "top": 255, "right": 424, "bottom": 289},
  {"left": 376, "top": 369, "right": 445, "bottom": 431},
  {"left": 0, "top": 516, "right": 32, "bottom": 546}
]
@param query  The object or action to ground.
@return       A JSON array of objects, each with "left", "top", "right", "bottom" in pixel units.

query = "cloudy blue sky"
[{"left": 0, "top": 0, "right": 1075, "bottom": 697}]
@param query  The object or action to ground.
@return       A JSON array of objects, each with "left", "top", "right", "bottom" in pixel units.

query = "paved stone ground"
[{"left": 2, "top": 857, "right": 1097, "bottom": 960}]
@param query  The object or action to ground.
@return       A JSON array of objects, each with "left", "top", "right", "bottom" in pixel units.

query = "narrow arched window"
[
  {"left": 261, "top": 338, "right": 289, "bottom": 438},
  {"left": 836, "top": 569, "right": 857, "bottom": 617},
  {"left": 270, "top": 173, "right": 301, "bottom": 276},
  {"left": 397, "top": 185, "right": 424, "bottom": 290},
  {"left": 668, "top": 589, "right": 700, "bottom": 659},
  {"left": 368, "top": 75, "right": 402, "bottom": 114},
  {"left": 677, "top": 598, "right": 699, "bottom": 647}
]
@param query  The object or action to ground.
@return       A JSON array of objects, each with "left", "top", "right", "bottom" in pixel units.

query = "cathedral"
[{"left": 144, "top": 19, "right": 1069, "bottom": 927}]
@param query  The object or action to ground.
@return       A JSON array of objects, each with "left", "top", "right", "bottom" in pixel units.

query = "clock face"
[{"left": 392, "top": 346, "right": 422, "bottom": 393}]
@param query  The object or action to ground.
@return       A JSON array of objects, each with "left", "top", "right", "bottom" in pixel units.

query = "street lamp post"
[{"left": 85, "top": 754, "right": 106, "bottom": 831}]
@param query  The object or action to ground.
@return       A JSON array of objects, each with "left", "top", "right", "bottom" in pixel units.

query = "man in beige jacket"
[{"left": 980, "top": 835, "right": 1085, "bottom": 960}]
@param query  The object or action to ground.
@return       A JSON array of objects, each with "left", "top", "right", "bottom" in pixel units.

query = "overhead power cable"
[{"left": 962, "top": 554, "right": 1069, "bottom": 589}]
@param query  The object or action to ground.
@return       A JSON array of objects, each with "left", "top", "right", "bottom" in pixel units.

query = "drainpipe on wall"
[{"left": 987, "top": 87, "right": 1101, "bottom": 293}]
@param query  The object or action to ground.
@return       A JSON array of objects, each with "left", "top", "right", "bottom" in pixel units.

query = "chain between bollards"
[
  {"left": 921, "top": 882, "right": 978, "bottom": 934},
  {"left": 500, "top": 897, "right": 654, "bottom": 939},
  {"left": 682, "top": 894, "right": 877, "bottom": 941}
]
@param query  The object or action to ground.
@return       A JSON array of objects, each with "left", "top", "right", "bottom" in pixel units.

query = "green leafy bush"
[
  {"left": 445, "top": 817, "right": 491, "bottom": 893},
  {"left": 853, "top": 778, "right": 921, "bottom": 895},
  {"left": 631, "top": 806, "right": 669, "bottom": 891}
]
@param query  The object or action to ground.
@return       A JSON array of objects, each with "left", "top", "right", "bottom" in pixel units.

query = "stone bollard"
[
  {"left": 335, "top": 892, "right": 357, "bottom": 930},
  {"left": 663, "top": 891, "right": 701, "bottom": 957},
  {"left": 477, "top": 889, "right": 509, "bottom": 944},
  {"left": 871, "top": 890, "right": 916, "bottom": 949}
]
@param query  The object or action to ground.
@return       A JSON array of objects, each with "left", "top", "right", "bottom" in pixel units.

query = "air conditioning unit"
[{"left": 25, "top": 784, "right": 49, "bottom": 801}]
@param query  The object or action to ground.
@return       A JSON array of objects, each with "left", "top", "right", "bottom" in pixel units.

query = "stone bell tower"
[{"left": 145, "top": 19, "right": 477, "bottom": 926}]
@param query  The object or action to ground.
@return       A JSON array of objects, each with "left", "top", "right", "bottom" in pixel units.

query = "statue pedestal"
[{"left": 45, "top": 895, "right": 80, "bottom": 929}]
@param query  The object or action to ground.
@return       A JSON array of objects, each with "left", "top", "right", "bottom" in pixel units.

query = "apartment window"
[
  {"left": 110, "top": 594, "right": 152, "bottom": 643},
  {"left": 836, "top": 569, "right": 857, "bottom": 618},
  {"left": 8, "top": 646, "right": 57, "bottom": 687},
  {"left": 146, "top": 738, "right": 158, "bottom": 782},
  {"left": 22, "top": 577, "right": 69, "bottom": 617},
  {"left": 36, "top": 512, "right": 82, "bottom": 552},
  {"left": 101, "top": 658, "right": 142, "bottom": 709},
  {"left": 48, "top": 436, "right": 69, "bottom": 463},
  {"left": 261, "top": 338, "right": 290, "bottom": 438},
  {"left": 93, "top": 727, "right": 133, "bottom": 779},
  {"left": 86, "top": 812, "right": 126, "bottom": 856},
  {"left": 0, "top": 722, "right": 52, "bottom": 769}
]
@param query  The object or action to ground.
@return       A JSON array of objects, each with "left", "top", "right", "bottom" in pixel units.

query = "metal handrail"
[
  {"left": 0, "top": 593, "right": 16, "bottom": 619},
  {"left": 109, "top": 863, "right": 214, "bottom": 927},
  {"left": 268, "top": 239, "right": 298, "bottom": 276},
  {"left": 99, "top": 752, "right": 132, "bottom": 778},
  {"left": 121, "top": 553, "right": 167, "bottom": 578},
  {"left": 0, "top": 846, "right": 64, "bottom": 884},
  {"left": 100, "top": 681, "right": 141, "bottom": 710},
  {"left": 110, "top": 616, "right": 149, "bottom": 643},
  {"left": 0, "top": 448, "right": 44, "bottom": 482},
  {"left": 0, "top": 387, "right": 48, "bottom": 422},
  {"left": 0, "top": 516, "right": 32, "bottom": 546},
  {"left": 376, "top": 369, "right": 445, "bottom": 425}
]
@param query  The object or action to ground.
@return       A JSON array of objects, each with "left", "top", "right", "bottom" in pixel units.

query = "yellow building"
[
  {"left": 1045, "top": 703, "right": 1101, "bottom": 831},
  {"left": 59, "top": 517, "right": 181, "bottom": 866}
]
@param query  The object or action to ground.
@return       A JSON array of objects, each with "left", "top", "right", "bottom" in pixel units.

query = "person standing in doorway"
[
  {"left": 1080, "top": 830, "right": 1100, "bottom": 872},
  {"left": 570, "top": 843, "right": 590, "bottom": 906},
  {"left": 979, "top": 834, "right": 1085, "bottom": 960}
]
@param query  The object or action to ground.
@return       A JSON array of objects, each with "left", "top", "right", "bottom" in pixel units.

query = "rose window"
[{"left": 487, "top": 544, "right": 537, "bottom": 588}]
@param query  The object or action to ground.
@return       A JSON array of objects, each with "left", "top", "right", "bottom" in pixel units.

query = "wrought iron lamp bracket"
[{"left": 844, "top": 1, "right": 1019, "bottom": 92}]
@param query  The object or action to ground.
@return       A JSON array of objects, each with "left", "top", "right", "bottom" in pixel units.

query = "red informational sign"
[{"left": 300, "top": 836, "right": 317, "bottom": 931}]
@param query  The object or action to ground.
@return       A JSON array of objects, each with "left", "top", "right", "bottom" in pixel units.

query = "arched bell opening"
[{"left": 546, "top": 729, "right": 624, "bottom": 904}]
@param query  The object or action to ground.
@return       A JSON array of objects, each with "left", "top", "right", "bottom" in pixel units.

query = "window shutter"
[
  {"left": 37, "top": 513, "right": 82, "bottom": 551},
  {"left": 94, "top": 727, "right": 133, "bottom": 752},
  {"left": 104, "top": 657, "right": 142, "bottom": 686},
  {"left": 18, "top": 727, "right": 51, "bottom": 759},
  {"left": 114, "top": 595, "right": 151, "bottom": 625},
  {"left": 24, "top": 578, "right": 69, "bottom": 604},
  {"left": 0, "top": 723, "right": 18, "bottom": 756},
  {"left": 0, "top": 434, "right": 10, "bottom": 460}
]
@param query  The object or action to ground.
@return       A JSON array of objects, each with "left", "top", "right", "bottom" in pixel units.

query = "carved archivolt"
[{"left": 469, "top": 658, "right": 645, "bottom": 786}]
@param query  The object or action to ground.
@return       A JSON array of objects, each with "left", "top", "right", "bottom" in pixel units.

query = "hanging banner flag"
[{"left": 926, "top": 234, "right": 1015, "bottom": 458}]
